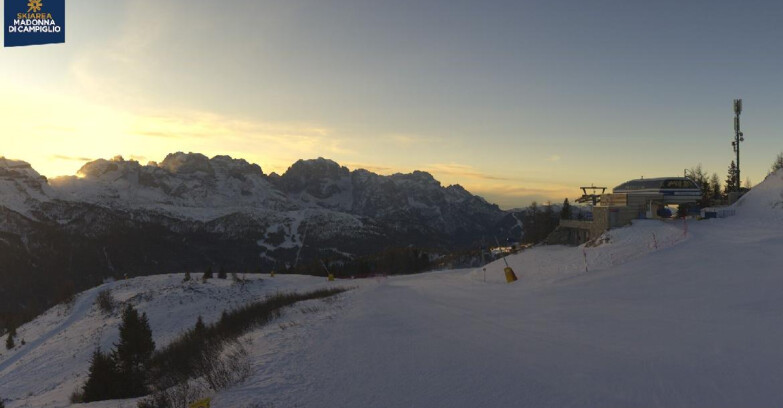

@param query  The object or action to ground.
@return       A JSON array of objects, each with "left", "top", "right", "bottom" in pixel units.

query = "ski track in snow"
[{"left": 0, "top": 287, "right": 101, "bottom": 375}]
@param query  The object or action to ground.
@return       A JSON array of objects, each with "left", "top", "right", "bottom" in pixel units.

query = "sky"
[{"left": 2, "top": 0, "right": 783, "bottom": 209}]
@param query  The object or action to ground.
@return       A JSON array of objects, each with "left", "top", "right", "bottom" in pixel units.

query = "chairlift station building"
[{"left": 553, "top": 177, "right": 701, "bottom": 244}]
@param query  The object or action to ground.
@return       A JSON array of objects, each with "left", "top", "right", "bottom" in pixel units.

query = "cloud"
[
  {"left": 68, "top": 0, "right": 172, "bottom": 108},
  {"left": 423, "top": 163, "right": 516, "bottom": 181},
  {"left": 51, "top": 154, "right": 93, "bottom": 162},
  {"left": 342, "top": 162, "right": 395, "bottom": 174},
  {"left": 478, "top": 184, "right": 575, "bottom": 197},
  {"left": 135, "top": 131, "right": 179, "bottom": 138},
  {"left": 459, "top": 181, "right": 577, "bottom": 209},
  {"left": 390, "top": 134, "right": 416, "bottom": 145},
  {"left": 486, "top": 195, "right": 561, "bottom": 210},
  {"left": 412, "top": 162, "right": 579, "bottom": 207},
  {"left": 127, "top": 110, "right": 353, "bottom": 157}
]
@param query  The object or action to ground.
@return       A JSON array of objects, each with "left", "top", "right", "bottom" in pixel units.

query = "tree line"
[{"left": 76, "top": 288, "right": 347, "bottom": 406}]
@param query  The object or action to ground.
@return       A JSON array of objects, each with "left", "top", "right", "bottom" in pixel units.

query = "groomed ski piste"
[{"left": 2, "top": 169, "right": 783, "bottom": 408}]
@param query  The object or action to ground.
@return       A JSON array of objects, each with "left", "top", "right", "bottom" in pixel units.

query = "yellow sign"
[
  {"left": 504, "top": 267, "right": 518, "bottom": 283},
  {"left": 189, "top": 398, "right": 211, "bottom": 408}
]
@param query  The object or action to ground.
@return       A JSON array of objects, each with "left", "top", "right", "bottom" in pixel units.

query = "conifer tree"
[
  {"left": 725, "top": 161, "right": 738, "bottom": 194},
  {"left": 202, "top": 266, "right": 213, "bottom": 282},
  {"left": 194, "top": 315, "right": 206, "bottom": 336},
  {"left": 688, "top": 164, "right": 711, "bottom": 206},
  {"left": 677, "top": 203, "right": 689, "bottom": 218},
  {"left": 542, "top": 203, "right": 556, "bottom": 235},
  {"left": 560, "top": 198, "right": 572, "bottom": 220},
  {"left": 522, "top": 202, "right": 539, "bottom": 244},
  {"left": 82, "top": 348, "right": 118, "bottom": 402},
  {"left": 183, "top": 271, "right": 191, "bottom": 282},
  {"left": 113, "top": 305, "right": 155, "bottom": 398},
  {"left": 217, "top": 266, "right": 227, "bottom": 279},
  {"left": 5, "top": 326, "right": 15, "bottom": 350},
  {"left": 709, "top": 173, "right": 722, "bottom": 201}
]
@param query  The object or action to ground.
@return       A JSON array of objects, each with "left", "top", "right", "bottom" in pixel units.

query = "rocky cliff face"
[
  {"left": 51, "top": 153, "right": 294, "bottom": 217},
  {"left": 0, "top": 153, "right": 511, "bottom": 323}
]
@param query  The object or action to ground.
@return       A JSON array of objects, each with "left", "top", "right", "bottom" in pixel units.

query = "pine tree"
[
  {"left": 202, "top": 266, "right": 213, "bottom": 282},
  {"left": 560, "top": 198, "right": 572, "bottom": 220},
  {"left": 522, "top": 201, "right": 559, "bottom": 244},
  {"left": 82, "top": 348, "right": 118, "bottom": 402},
  {"left": 725, "top": 161, "right": 738, "bottom": 194},
  {"left": 542, "top": 203, "right": 556, "bottom": 238},
  {"left": 183, "top": 271, "right": 191, "bottom": 282},
  {"left": 688, "top": 164, "right": 711, "bottom": 206},
  {"left": 5, "top": 326, "right": 15, "bottom": 350},
  {"left": 217, "top": 266, "right": 227, "bottom": 279},
  {"left": 522, "top": 202, "right": 538, "bottom": 244},
  {"left": 772, "top": 152, "right": 783, "bottom": 173},
  {"left": 709, "top": 173, "right": 722, "bottom": 201},
  {"left": 688, "top": 164, "right": 708, "bottom": 189},
  {"left": 677, "top": 204, "right": 689, "bottom": 218},
  {"left": 194, "top": 315, "right": 206, "bottom": 335},
  {"left": 113, "top": 305, "right": 155, "bottom": 398}
]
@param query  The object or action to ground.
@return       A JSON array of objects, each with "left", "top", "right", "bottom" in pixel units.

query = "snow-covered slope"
[
  {"left": 3, "top": 168, "right": 783, "bottom": 407},
  {"left": 0, "top": 274, "right": 351, "bottom": 408},
  {"left": 734, "top": 168, "right": 783, "bottom": 220}
]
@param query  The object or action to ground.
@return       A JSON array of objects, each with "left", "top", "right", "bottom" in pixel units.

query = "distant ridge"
[{"left": 0, "top": 152, "right": 519, "bottom": 325}]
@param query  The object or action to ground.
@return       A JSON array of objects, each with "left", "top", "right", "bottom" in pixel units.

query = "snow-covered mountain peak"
[
  {"left": 3, "top": 153, "right": 507, "bottom": 262},
  {"left": 0, "top": 157, "right": 54, "bottom": 217},
  {"left": 0, "top": 157, "right": 47, "bottom": 179},
  {"left": 390, "top": 170, "right": 440, "bottom": 187},
  {"left": 275, "top": 158, "right": 353, "bottom": 208},
  {"left": 209, "top": 155, "right": 264, "bottom": 177},
  {"left": 159, "top": 152, "right": 212, "bottom": 175},
  {"left": 284, "top": 158, "right": 349, "bottom": 182},
  {"left": 76, "top": 156, "right": 144, "bottom": 179},
  {"left": 52, "top": 153, "right": 292, "bottom": 219}
]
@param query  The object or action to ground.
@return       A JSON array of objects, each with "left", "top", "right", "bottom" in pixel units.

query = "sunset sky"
[{"left": 2, "top": 0, "right": 783, "bottom": 208}]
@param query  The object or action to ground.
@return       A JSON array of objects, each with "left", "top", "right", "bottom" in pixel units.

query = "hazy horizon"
[{"left": 4, "top": 151, "right": 568, "bottom": 210}]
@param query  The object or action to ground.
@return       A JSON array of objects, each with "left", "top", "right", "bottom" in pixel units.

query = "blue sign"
[{"left": 4, "top": 0, "right": 65, "bottom": 47}]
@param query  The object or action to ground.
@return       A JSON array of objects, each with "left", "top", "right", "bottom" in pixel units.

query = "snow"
[
  {"left": 0, "top": 157, "right": 54, "bottom": 219},
  {"left": 48, "top": 154, "right": 294, "bottom": 222},
  {"left": 216, "top": 216, "right": 783, "bottom": 407},
  {"left": 734, "top": 169, "right": 783, "bottom": 220},
  {"left": 0, "top": 274, "right": 346, "bottom": 408},
  {"left": 3, "top": 169, "right": 783, "bottom": 407}
]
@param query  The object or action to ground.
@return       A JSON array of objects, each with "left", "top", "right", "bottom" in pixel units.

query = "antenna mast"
[{"left": 732, "top": 99, "right": 744, "bottom": 191}]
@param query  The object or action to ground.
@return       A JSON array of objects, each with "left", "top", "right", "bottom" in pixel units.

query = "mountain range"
[{"left": 0, "top": 153, "right": 520, "bottom": 324}]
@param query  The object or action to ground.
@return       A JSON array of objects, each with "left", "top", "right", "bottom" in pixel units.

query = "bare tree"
[{"left": 772, "top": 152, "right": 783, "bottom": 173}]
